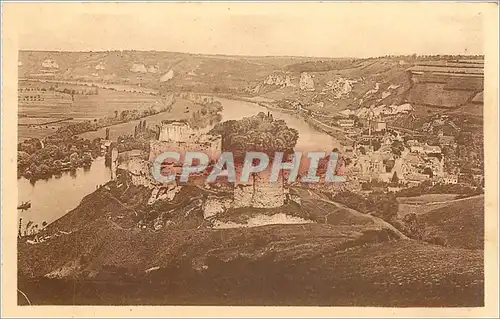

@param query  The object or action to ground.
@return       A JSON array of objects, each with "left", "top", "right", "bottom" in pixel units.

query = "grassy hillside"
[
  {"left": 418, "top": 195, "right": 484, "bottom": 250},
  {"left": 18, "top": 236, "right": 483, "bottom": 306},
  {"left": 18, "top": 178, "right": 483, "bottom": 306},
  {"left": 19, "top": 51, "right": 330, "bottom": 92}
]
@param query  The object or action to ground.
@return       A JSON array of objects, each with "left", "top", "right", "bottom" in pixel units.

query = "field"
[
  {"left": 19, "top": 82, "right": 161, "bottom": 120},
  {"left": 398, "top": 194, "right": 461, "bottom": 217},
  {"left": 78, "top": 99, "right": 203, "bottom": 141},
  {"left": 18, "top": 120, "right": 81, "bottom": 142},
  {"left": 18, "top": 80, "right": 163, "bottom": 142},
  {"left": 406, "top": 83, "right": 478, "bottom": 108}
]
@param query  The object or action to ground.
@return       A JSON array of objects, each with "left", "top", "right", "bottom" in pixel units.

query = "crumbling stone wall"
[
  {"left": 203, "top": 195, "right": 233, "bottom": 219},
  {"left": 149, "top": 138, "right": 222, "bottom": 161},
  {"left": 252, "top": 173, "right": 285, "bottom": 208},
  {"left": 117, "top": 158, "right": 158, "bottom": 189},
  {"left": 158, "top": 122, "right": 193, "bottom": 142},
  {"left": 233, "top": 183, "right": 254, "bottom": 208},
  {"left": 232, "top": 172, "right": 286, "bottom": 209}
]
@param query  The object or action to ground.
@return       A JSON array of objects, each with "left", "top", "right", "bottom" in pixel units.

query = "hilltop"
[{"left": 19, "top": 51, "right": 484, "bottom": 116}]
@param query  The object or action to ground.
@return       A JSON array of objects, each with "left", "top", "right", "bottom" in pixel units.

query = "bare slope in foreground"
[{"left": 18, "top": 182, "right": 483, "bottom": 306}]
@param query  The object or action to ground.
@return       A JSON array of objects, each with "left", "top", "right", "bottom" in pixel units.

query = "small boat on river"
[{"left": 17, "top": 201, "right": 31, "bottom": 211}]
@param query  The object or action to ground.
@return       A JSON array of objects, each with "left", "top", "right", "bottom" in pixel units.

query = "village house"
[
  {"left": 438, "top": 135, "right": 456, "bottom": 146},
  {"left": 337, "top": 119, "right": 355, "bottom": 128},
  {"left": 388, "top": 186, "right": 402, "bottom": 193},
  {"left": 409, "top": 143, "right": 441, "bottom": 155},
  {"left": 423, "top": 144, "right": 442, "bottom": 154},
  {"left": 371, "top": 120, "right": 387, "bottom": 132},
  {"left": 406, "top": 139, "right": 419, "bottom": 147},
  {"left": 410, "top": 145, "right": 424, "bottom": 153},
  {"left": 406, "top": 173, "right": 429, "bottom": 187},
  {"left": 441, "top": 173, "right": 459, "bottom": 184}
]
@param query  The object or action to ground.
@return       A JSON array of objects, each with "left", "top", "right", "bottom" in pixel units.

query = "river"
[
  {"left": 18, "top": 157, "right": 111, "bottom": 232},
  {"left": 18, "top": 97, "right": 338, "bottom": 230},
  {"left": 216, "top": 97, "right": 339, "bottom": 153}
]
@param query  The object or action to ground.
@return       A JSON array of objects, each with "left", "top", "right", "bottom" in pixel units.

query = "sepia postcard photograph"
[{"left": 1, "top": 1, "right": 499, "bottom": 317}]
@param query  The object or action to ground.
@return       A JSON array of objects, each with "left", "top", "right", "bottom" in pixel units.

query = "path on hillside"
[
  {"left": 307, "top": 116, "right": 355, "bottom": 142},
  {"left": 102, "top": 189, "right": 139, "bottom": 216},
  {"left": 294, "top": 187, "right": 408, "bottom": 239},
  {"left": 401, "top": 194, "right": 484, "bottom": 207}
]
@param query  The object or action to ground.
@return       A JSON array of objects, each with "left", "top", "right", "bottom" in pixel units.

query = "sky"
[{"left": 9, "top": 2, "right": 487, "bottom": 58}]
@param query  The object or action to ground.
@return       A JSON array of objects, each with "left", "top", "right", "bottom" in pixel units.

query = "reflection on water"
[{"left": 18, "top": 157, "right": 111, "bottom": 229}]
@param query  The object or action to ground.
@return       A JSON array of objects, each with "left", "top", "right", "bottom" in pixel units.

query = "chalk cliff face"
[
  {"left": 160, "top": 69, "right": 175, "bottom": 82},
  {"left": 203, "top": 196, "right": 233, "bottom": 219},
  {"left": 299, "top": 72, "right": 315, "bottom": 91},
  {"left": 148, "top": 65, "right": 160, "bottom": 73},
  {"left": 42, "top": 59, "right": 59, "bottom": 69},
  {"left": 263, "top": 73, "right": 295, "bottom": 88},
  {"left": 130, "top": 63, "right": 148, "bottom": 73},
  {"left": 95, "top": 62, "right": 106, "bottom": 70},
  {"left": 324, "top": 77, "right": 356, "bottom": 98}
]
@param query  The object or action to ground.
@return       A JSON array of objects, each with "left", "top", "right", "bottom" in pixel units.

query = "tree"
[
  {"left": 423, "top": 167, "right": 433, "bottom": 178},
  {"left": 403, "top": 213, "right": 426, "bottom": 240},
  {"left": 82, "top": 153, "right": 92, "bottom": 167},
  {"left": 39, "top": 164, "right": 51, "bottom": 176},
  {"left": 210, "top": 113, "right": 299, "bottom": 161},
  {"left": 70, "top": 152, "right": 80, "bottom": 167},
  {"left": 391, "top": 171, "right": 399, "bottom": 186},
  {"left": 391, "top": 140, "right": 404, "bottom": 156},
  {"left": 368, "top": 192, "right": 398, "bottom": 222}
]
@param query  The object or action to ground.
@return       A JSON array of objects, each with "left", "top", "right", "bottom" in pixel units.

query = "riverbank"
[
  {"left": 214, "top": 93, "right": 354, "bottom": 146},
  {"left": 17, "top": 156, "right": 111, "bottom": 232}
]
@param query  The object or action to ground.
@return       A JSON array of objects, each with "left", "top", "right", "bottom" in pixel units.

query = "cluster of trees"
[
  {"left": 331, "top": 190, "right": 399, "bottom": 222},
  {"left": 210, "top": 112, "right": 299, "bottom": 161},
  {"left": 18, "top": 136, "right": 101, "bottom": 181},
  {"left": 455, "top": 131, "right": 484, "bottom": 173},
  {"left": 395, "top": 180, "right": 483, "bottom": 198},
  {"left": 187, "top": 101, "right": 223, "bottom": 129},
  {"left": 286, "top": 59, "right": 361, "bottom": 73},
  {"left": 331, "top": 190, "right": 448, "bottom": 245},
  {"left": 19, "top": 219, "right": 48, "bottom": 238},
  {"left": 393, "top": 213, "right": 448, "bottom": 246},
  {"left": 56, "top": 87, "right": 98, "bottom": 96},
  {"left": 117, "top": 134, "right": 151, "bottom": 153},
  {"left": 18, "top": 86, "right": 98, "bottom": 95}
]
